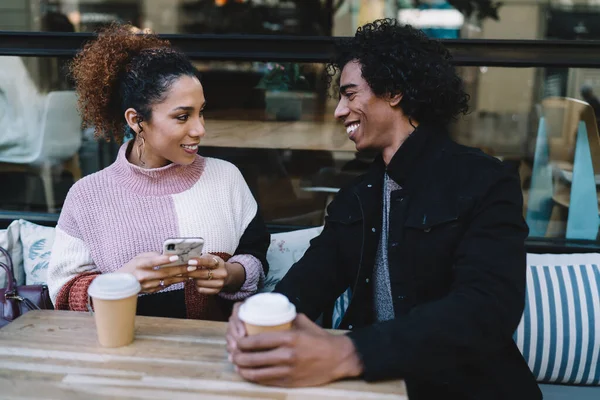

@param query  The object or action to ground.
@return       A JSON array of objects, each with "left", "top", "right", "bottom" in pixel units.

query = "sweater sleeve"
[
  {"left": 219, "top": 254, "right": 264, "bottom": 301},
  {"left": 218, "top": 166, "right": 270, "bottom": 300},
  {"left": 47, "top": 226, "right": 100, "bottom": 310}
]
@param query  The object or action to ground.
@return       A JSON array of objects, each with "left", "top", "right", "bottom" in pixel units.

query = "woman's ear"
[{"left": 124, "top": 108, "right": 142, "bottom": 134}]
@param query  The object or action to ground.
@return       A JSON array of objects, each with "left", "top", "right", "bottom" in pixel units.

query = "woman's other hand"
[
  {"left": 187, "top": 255, "right": 245, "bottom": 295},
  {"left": 119, "top": 252, "right": 190, "bottom": 293}
]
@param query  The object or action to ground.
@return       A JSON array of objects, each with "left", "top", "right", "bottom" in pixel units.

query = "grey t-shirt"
[{"left": 373, "top": 173, "right": 402, "bottom": 322}]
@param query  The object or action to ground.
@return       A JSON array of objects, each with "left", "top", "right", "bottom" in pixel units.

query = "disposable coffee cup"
[
  {"left": 238, "top": 293, "right": 297, "bottom": 335},
  {"left": 87, "top": 273, "right": 141, "bottom": 348}
]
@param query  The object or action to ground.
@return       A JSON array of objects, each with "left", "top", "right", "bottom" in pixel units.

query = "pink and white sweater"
[{"left": 48, "top": 143, "right": 267, "bottom": 318}]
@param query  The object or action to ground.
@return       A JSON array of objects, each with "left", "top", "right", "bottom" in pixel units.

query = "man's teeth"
[
  {"left": 346, "top": 123, "right": 360, "bottom": 135},
  {"left": 181, "top": 144, "right": 198, "bottom": 150}
]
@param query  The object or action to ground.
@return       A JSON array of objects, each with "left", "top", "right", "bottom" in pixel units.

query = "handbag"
[{"left": 0, "top": 247, "right": 53, "bottom": 328}]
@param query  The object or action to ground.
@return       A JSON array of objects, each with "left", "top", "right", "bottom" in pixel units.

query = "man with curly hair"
[{"left": 228, "top": 19, "right": 541, "bottom": 399}]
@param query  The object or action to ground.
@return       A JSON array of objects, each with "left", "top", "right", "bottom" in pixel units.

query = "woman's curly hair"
[
  {"left": 70, "top": 24, "right": 198, "bottom": 142},
  {"left": 327, "top": 19, "right": 469, "bottom": 126}
]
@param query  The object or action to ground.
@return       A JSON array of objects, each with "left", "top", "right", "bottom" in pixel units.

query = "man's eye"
[{"left": 177, "top": 114, "right": 189, "bottom": 121}]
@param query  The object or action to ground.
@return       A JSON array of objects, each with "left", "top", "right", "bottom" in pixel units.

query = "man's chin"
[{"left": 354, "top": 141, "right": 374, "bottom": 152}]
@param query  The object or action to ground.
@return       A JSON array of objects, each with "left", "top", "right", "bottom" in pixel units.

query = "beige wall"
[
  {"left": 358, "top": 0, "right": 385, "bottom": 26},
  {"left": 476, "top": 5, "right": 542, "bottom": 114},
  {"left": 142, "top": 0, "right": 179, "bottom": 33},
  {"left": 0, "top": 0, "right": 33, "bottom": 31}
]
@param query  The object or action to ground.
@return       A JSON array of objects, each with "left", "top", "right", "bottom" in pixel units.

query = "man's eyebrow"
[{"left": 339, "top": 84, "right": 358, "bottom": 94}]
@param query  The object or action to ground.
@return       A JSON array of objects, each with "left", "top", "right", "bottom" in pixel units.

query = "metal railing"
[{"left": 3, "top": 31, "right": 600, "bottom": 67}]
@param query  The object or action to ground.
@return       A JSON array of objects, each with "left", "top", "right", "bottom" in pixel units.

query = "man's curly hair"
[
  {"left": 70, "top": 24, "right": 198, "bottom": 142},
  {"left": 327, "top": 19, "right": 469, "bottom": 126}
]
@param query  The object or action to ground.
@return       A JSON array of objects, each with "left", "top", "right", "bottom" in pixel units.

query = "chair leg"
[
  {"left": 547, "top": 203, "right": 567, "bottom": 238},
  {"left": 322, "top": 193, "right": 335, "bottom": 225},
  {"left": 40, "top": 162, "right": 56, "bottom": 213},
  {"left": 64, "top": 153, "right": 82, "bottom": 181}
]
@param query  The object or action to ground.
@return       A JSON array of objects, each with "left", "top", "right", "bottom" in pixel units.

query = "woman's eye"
[{"left": 177, "top": 114, "right": 189, "bottom": 122}]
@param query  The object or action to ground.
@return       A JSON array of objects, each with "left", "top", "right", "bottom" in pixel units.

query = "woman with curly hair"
[
  {"left": 227, "top": 19, "right": 540, "bottom": 400},
  {"left": 47, "top": 24, "right": 270, "bottom": 321}
]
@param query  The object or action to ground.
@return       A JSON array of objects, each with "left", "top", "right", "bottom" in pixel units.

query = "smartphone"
[{"left": 161, "top": 237, "right": 205, "bottom": 268}]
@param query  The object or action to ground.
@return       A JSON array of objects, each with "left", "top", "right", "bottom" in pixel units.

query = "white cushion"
[
  {"left": 262, "top": 226, "right": 323, "bottom": 293},
  {"left": 18, "top": 220, "right": 55, "bottom": 285},
  {"left": 0, "top": 220, "right": 24, "bottom": 286},
  {"left": 514, "top": 254, "right": 600, "bottom": 385}
]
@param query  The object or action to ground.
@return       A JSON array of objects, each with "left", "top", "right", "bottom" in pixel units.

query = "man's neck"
[{"left": 382, "top": 119, "right": 418, "bottom": 165}]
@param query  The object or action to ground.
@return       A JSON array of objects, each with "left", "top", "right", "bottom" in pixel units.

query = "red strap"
[
  {"left": 184, "top": 252, "right": 232, "bottom": 321},
  {"left": 54, "top": 272, "right": 100, "bottom": 311}
]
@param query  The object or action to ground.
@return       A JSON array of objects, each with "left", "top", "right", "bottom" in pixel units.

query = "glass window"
[
  {"left": 2, "top": 54, "right": 600, "bottom": 243},
  {"left": 456, "top": 65, "right": 600, "bottom": 242},
  {"left": 2, "top": 0, "right": 599, "bottom": 41}
]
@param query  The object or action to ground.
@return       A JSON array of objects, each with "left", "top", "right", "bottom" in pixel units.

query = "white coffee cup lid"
[
  {"left": 88, "top": 273, "right": 141, "bottom": 300},
  {"left": 238, "top": 293, "right": 297, "bottom": 326}
]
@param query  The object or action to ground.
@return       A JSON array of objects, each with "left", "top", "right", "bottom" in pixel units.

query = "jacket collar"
[{"left": 366, "top": 122, "right": 447, "bottom": 187}]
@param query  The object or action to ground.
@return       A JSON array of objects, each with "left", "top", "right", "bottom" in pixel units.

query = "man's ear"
[
  {"left": 124, "top": 108, "right": 142, "bottom": 134},
  {"left": 389, "top": 93, "right": 402, "bottom": 107}
]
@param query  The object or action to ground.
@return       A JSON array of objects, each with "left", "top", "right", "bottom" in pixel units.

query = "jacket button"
[
  {"left": 371, "top": 227, "right": 376, "bottom": 233},
  {"left": 391, "top": 242, "right": 399, "bottom": 247},
  {"left": 365, "top": 278, "right": 370, "bottom": 283},
  {"left": 367, "top": 184, "right": 372, "bottom": 188},
  {"left": 348, "top": 325, "right": 353, "bottom": 330}
]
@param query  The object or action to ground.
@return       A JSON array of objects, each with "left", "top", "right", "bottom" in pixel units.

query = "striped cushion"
[
  {"left": 514, "top": 254, "right": 600, "bottom": 385},
  {"left": 332, "top": 288, "right": 351, "bottom": 329}
]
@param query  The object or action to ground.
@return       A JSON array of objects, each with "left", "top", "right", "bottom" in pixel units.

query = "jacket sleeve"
[
  {"left": 347, "top": 168, "right": 529, "bottom": 381},
  {"left": 274, "top": 196, "right": 353, "bottom": 320},
  {"left": 220, "top": 211, "right": 271, "bottom": 300}
]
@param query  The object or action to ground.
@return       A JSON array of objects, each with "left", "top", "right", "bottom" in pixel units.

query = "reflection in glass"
[
  {"left": 455, "top": 66, "right": 600, "bottom": 242},
  {"left": 1, "top": 54, "right": 600, "bottom": 242},
  {"left": 1, "top": 1, "right": 599, "bottom": 41}
]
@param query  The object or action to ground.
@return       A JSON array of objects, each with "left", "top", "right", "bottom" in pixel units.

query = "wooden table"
[
  {"left": 0, "top": 311, "right": 407, "bottom": 399},
  {"left": 203, "top": 119, "right": 356, "bottom": 152}
]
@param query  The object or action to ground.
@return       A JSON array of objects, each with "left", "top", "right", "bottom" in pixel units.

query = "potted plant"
[{"left": 257, "top": 62, "right": 315, "bottom": 121}]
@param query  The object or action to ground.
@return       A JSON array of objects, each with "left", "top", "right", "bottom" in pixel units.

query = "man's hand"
[
  {"left": 226, "top": 302, "right": 246, "bottom": 351},
  {"left": 229, "top": 312, "right": 364, "bottom": 387}
]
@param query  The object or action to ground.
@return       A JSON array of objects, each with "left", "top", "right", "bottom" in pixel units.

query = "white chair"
[{"left": 0, "top": 91, "right": 82, "bottom": 213}]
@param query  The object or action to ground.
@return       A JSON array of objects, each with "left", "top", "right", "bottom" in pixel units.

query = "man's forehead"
[{"left": 339, "top": 61, "right": 363, "bottom": 89}]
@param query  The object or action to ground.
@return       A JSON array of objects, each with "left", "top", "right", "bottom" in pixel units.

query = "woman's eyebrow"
[{"left": 171, "top": 106, "right": 194, "bottom": 112}]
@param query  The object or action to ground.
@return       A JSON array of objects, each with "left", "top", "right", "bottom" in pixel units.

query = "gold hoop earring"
[
  {"left": 135, "top": 118, "right": 146, "bottom": 167},
  {"left": 137, "top": 136, "right": 146, "bottom": 167}
]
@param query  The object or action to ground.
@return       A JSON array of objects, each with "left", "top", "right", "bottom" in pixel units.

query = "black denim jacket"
[{"left": 275, "top": 123, "right": 542, "bottom": 400}]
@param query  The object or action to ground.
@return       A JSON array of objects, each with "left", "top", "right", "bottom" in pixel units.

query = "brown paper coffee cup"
[
  {"left": 244, "top": 320, "right": 293, "bottom": 336},
  {"left": 88, "top": 273, "right": 141, "bottom": 348},
  {"left": 238, "top": 293, "right": 296, "bottom": 336}
]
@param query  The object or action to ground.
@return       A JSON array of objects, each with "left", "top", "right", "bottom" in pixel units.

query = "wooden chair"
[{"left": 526, "top": 97, "right": 600, "bottom": 239}]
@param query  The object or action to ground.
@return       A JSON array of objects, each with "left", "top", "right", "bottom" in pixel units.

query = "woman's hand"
[
  {"left": 119, "top": 252, "right": 192, "bottom": 293},
  {"left": 186, "top": 255, "right": 246, "bottom": 295}
]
